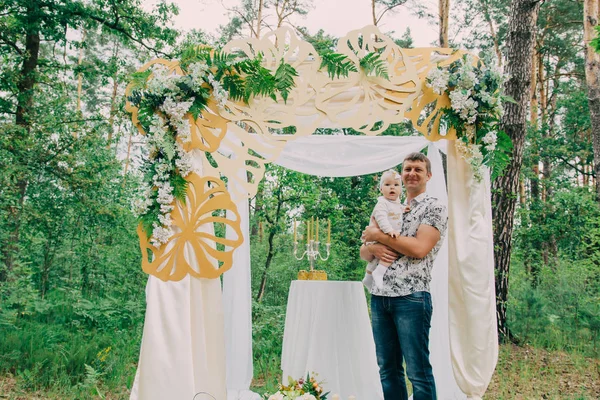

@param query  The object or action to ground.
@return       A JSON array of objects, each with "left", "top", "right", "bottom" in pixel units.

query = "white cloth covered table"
[{"left": 281, "top": 281, "right": 383, "bottom": 399}]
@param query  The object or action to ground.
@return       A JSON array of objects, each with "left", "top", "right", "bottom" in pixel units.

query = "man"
[{"left": 361, "top": 152, "right": 447, "bottom": 400}]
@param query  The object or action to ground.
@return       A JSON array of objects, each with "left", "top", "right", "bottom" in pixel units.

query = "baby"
[{"left": 362, "top": 169, "right": 405, "bottom": 289}]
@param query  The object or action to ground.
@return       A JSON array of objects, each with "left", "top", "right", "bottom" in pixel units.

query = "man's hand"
[
  {"left": 367, "top": 243, "right": 399, "bottom": 264},
  {"left": 362, "top": 225, "right": 383, "bottom": 242}
]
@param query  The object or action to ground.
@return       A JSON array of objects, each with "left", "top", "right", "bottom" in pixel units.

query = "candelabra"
[
  {"left": 292, "top": 218, "right": 331, "bottom": 279},
  {"left": 293, "top": 238, "right": 331, "bottom": 271}
]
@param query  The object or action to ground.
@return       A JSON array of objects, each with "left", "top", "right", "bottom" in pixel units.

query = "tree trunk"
[
  {"left": 439, "top": 0, "right": 450, "bottom": 47},
  {"left": 256, "top": 0, "right": 264, "bottom": 38},
  {"left": 491, "top": 0, "right": 540, "bottom": 342},
  {"left": 1, "top": 19, "right": 40, "bottom": 280},
  {"left": 107, "top": 40, "right": 120, "bottom": 147},
  {"left": 584, "top": 0, "right": 600, "bottom": 201},
  {"left": 372, "top": 0, "right": 377, "bottom": 26},
  {"left": 479, "top": 0, "right": 502, "bottom": 66},
  {"left": 256, "top": 228, "right": 276, "bottom": 302}
]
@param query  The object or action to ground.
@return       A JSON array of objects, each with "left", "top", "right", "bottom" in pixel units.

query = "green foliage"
[
  {"left": 359, "top": 52, "right": 389, "bottom": 80},
  {"left": 319, "top": 52, "right": 358, "bottom": 79},
  {"left": 171, "top": 174, "right": 189, "bottom": 204},
  {"left": 489, "top": 130, "right": 512, "bottom": 180},
  {"left": 274, "top": 62, "right": 299, "bottom": 103}
]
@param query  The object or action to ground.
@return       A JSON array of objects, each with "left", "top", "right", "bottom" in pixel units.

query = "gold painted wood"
[
  {"left": 124, "top": 59, "right": 184, "bottom": 136},
  {"left": 403, "top": 48, "right": 471, "bottom": 141},
  {"left": 127, "top": 26, "right": 471, "bottom": 281},
  {"left": 316, "top": 26, "right": 421, "bottom": 135},
  {"left": 137, "top": 174, "right": 243, "bottom": 281},
  {"left": 297, "top": 270, "right": 328, "bottom": 281}
]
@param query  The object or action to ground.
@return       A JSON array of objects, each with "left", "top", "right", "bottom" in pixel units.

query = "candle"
[
  {"left": 328, "top": 219, "right": 331, "bottom": 243},
  {"left": 306, "top": 220, "right": 311, "bottom": 244},
  {"left": 293, "top": 219, "right": 297, "bottom": 242},
  {"left": 316, "top": 217, "right": 319, "bottom": 242},
  {"left": 311, "top": 216, "right": 315, "bottom": 240}
]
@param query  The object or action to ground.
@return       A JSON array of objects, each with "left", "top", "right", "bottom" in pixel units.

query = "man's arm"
[
  {"left": 361, "top": 243, "right": 399, "bottom": 263},
  {"left": 363, "top": 224, "right": 440, "bottom": 259}
]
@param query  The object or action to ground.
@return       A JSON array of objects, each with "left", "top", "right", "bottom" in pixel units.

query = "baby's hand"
[{"left": 389, "top": 230, "right": 400, "bottom": 238}]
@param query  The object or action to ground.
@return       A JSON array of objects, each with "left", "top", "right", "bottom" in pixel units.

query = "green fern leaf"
[
  {"left": 319, "top": 52, "right": 358, "bottom": 79},
  {"left": 129, "top": 70, "right": 152, "bottom": 91},
  {"left": 171, "top": 174, "right": 188, "bottom": 204},
  {"left": 274, "top": 61, "right": 298, "bottom": 102},
  {"left": 359, "top": 52, "right": 389, "bottom": 79},
  {"left": 222, "top": 74, "right": 246, "bottom": 101}
]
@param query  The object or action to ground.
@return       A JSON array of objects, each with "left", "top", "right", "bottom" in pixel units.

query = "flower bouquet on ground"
[{"left": 264, "top": 373, "right": 330, "bottom": 400}]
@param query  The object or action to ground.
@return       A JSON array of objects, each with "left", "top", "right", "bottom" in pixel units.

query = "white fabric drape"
[
  {"left": 447, "top": 141, "right": 498, "bottom": 399},
  {"left": 275, "top": 135, "right": 430, "bottom": 176},
  {"left": 426, "top": 144, "right": 467, "bottom": 399},
  {"left": 224, "top": 178, "right": 261, "bottom": 400},
  {"left": 134, "top": 134, "right": 497, "bottom": 400},
  {"left": 131, "top": 157, "right": 227, "bottom": 400},
  {"left": 130, "top": 275, "right": 226, "bottom": 400}
]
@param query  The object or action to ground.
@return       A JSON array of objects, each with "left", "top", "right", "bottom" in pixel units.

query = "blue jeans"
[{"left": 371, "top": 292, "right": 436, "bottom": 400}]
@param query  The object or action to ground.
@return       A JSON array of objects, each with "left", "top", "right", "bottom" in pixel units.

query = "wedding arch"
[{"left": 125, "top": 26, "right": 498, "bottom": 400}]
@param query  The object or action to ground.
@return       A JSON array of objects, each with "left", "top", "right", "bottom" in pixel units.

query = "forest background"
[{"left": 1, "top": 0, "right": 600, "bottom": 398}]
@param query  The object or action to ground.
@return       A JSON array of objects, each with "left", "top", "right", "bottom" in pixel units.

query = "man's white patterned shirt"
[{"left": 370, "top": 192, "right": 448, "bottom": 297}]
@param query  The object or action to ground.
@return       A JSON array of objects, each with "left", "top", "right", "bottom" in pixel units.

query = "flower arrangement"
[
  {"left": 127, "top": 48, "right": 300, "bottom": 246},
  {"left": 264, "top": 373, "right": 329, "bottom": 400},
  {"left": 127, "top": 45, "right": 390, "bottom": 247},
  {"left": 426, "top": 54, "right": 513, "bottom": 181}
]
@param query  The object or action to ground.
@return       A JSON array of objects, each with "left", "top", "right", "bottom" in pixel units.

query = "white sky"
[{"left": 147, "top": 0, "right": 440, "bottom": 47}]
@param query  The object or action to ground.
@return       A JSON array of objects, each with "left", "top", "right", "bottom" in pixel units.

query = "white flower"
[
  {"left": 57, "top": 161, "right": 69, "bottom": 169},
  {"left": 479, "top": 91, "right": 495, "bottom": 106},
  {"left": 50, "top": 133, "right": 60, "bottom": 143},
  {"left": 157, "top": 181, "right": 174, "bottom": 205},
  {"left": 155, "top": 160, "right": 173, "bottom": 176},
  {"left": 147, "top": 65, "right": 181, "bottom": 94},
  {"left": 131, "top": 183, "right": 154, "bottom": 217},
  {"left": 158, "top": 212, "right": 173, "bottom": 227},
  {"left": 455, "top": 140, "right": 485, "bottom": 182},
  {"left": 482, "top": 131, "right": 497, "bottom": 146},
  {"left": 485, "top": 142, "right": 497, "bottom": 152},
  {"left": 188, "top": 62, "right": 209, "bottom": 90},
  {"left": 131, "top": 197, "right": 152, "bottom": 217},
  {"left": 449, "top": 89, "right": 478, "bottom": 123},
  {"left": 149, "top": 116, "right": 168, "bottom": 139},
  {"left": 207, "top": 73, "right": 229, "bottom": 107},
  {"left": 151, "top": 223, "right": 174, "bottom": 246},
  {"left": 426, "top": 67, "right": 450, "bottom": 95},
  {"left": 160, "top": 203, "right": 174, "bottom": 213},
  {"left": 456, "top": 56, "right": 479, "bottom": 89},
  {"left": 175, "top": 118, "right": 192, "bottom": 143},
  {"left": 175, "top": 143, "right": 194, "bottom": 177},
  {"left": 267, "top": 392, "right": 284, "bottom": 400},
  {"left": 300, "top": 394, "right": 317, "bottom": 400},
  {"left": 161, "top": 97, "right": 194, "bottom": 120}
]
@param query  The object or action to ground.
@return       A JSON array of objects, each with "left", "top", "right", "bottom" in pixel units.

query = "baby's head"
[{"left": 379, "top": 169, "right": 402, "bottom": 201}]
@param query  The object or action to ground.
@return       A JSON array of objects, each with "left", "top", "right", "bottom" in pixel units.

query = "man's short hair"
[{"left": 403, "top": 152, "right": 431, "bottom": 174}]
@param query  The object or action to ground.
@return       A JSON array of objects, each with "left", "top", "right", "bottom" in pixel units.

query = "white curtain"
[
  {"left": 133, "top": 134, "right": 497, "bottom": 400},
  {"left": 222, "top": 135, "right": 475, "bottom": 399},
  {"left": 426, "top": 143, "right": 466, "bottom": 399},
  {"left": 224, "top": 178, "right": 261, "bottom": 400},
  {"left": 274, "top": 135, "right": 432, "bottom": 177},
  {"left": 446, "top": 141, "right": 498, "bottom": 399}
]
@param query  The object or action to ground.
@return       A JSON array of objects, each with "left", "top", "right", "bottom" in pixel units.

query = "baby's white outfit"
[{"left": 363, "top": 196, "right": 404, "bottom": 289}]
